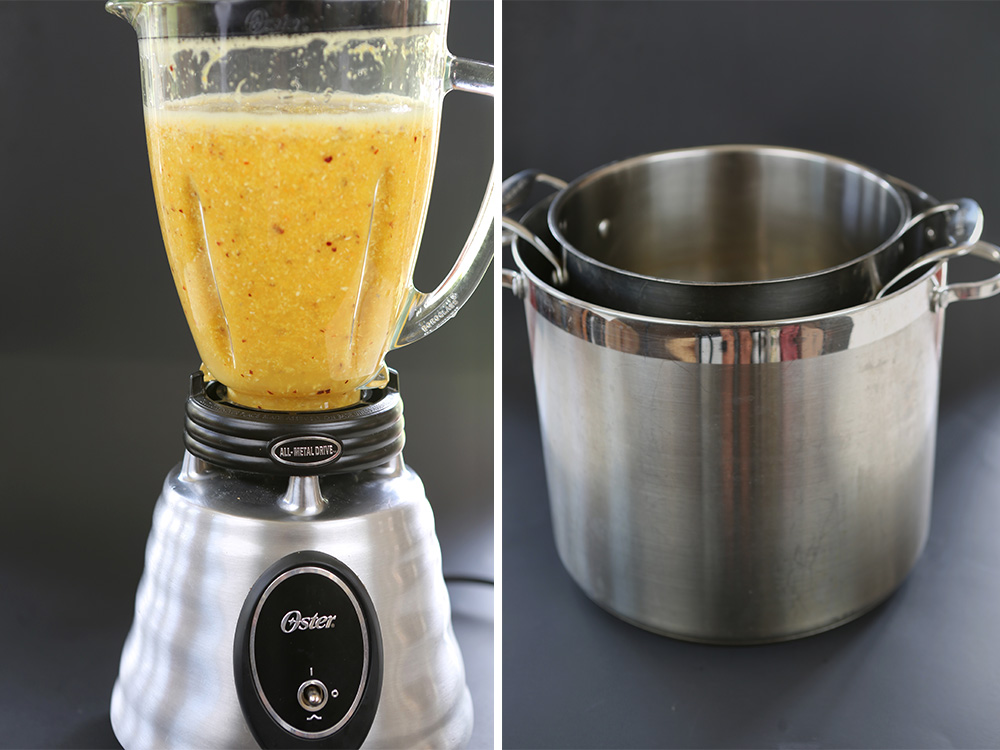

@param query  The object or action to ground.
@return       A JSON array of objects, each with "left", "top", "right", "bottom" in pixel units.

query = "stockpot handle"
[
  {"left": 501, "top": 170, "right": 569, "bottom": 286},
  {"left": 501, "top": 264, "right": 525, "bottom": 298},
  {"left": 877, "top": 241, "right": 1000, "bottom": 308}
]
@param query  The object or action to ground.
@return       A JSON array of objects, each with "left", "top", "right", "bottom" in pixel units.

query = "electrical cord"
[{"left": 444, "top": 574, "right": 494, "bottom": 587}]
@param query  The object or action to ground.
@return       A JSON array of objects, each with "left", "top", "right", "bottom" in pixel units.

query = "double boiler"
[{"left": 504, "top": 147, "right": 1000, "bottom": 644}]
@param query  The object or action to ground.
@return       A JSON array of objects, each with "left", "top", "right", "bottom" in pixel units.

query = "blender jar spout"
[{"left": 105, "top": 1, "right": 141, "bottom": 28}]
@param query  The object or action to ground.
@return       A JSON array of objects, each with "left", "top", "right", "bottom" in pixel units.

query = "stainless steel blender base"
[{"left": 111, "top": 453, "right": 472, "bottom": 749}]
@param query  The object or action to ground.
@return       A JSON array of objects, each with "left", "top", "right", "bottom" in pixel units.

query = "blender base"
[{"left": 110, "top": 453, "right": 472, "bottom": 749}]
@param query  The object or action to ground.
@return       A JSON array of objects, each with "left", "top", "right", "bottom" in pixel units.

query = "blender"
[{"left": 105, "top": 1, "right": 493, "bottom": 747}]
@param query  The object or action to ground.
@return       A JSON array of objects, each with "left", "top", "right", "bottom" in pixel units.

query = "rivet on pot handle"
[
  {"left": 877, "top": 241, "right": 1000, "bottom": 309},
  {"left": 501, "top": 265, "right": 525, "bottom": 298},
  {"left": 501, "top": 228, "right": 526, "bottom": 297}
]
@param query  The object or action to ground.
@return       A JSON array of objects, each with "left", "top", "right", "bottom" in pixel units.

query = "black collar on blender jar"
[{"left": 183, "top": 370, "right": 405, "bottom": 475}]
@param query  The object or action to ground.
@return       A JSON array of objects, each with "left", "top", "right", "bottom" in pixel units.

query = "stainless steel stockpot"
[
  {"left": 504, "top": 146, "right": 982, "bottom": 321},
  {"left": 503, "top": 179, "right": 1000, "bottom": 644}
]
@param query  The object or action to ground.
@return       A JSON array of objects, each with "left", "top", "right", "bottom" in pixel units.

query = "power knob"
[{"left": 298, "top": 679, "right": 330, "bottom": 712}]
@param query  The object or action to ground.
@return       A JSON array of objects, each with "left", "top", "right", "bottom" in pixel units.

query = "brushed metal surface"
[
  {"left": 111, "top": 454, "right": 472, "bottom": 748},
  {"left": 528, "top": 297, "right": 941, "bottom": 643}
]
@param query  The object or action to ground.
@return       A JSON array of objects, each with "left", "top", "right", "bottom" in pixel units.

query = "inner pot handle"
[
  {"left": 897, "top": 197, "right": 983, "bottom": 248},
  {"left": 502, "top": 169, "right": 568, "bottom": 214},
  {"left": 877, "top": 241, "right": 1000, "bottom": 308},
  {"left": 875, "top": 197, "right": 983, "bottom": 301},
  {"left": 502, "top": 216, "right": 567, "bottom": 285},
  {"left": 393, "top": 57, "right": 494, "bottom": 349},
  {"left": 501, "top": 170, "right": 570, "bottom": 286}
]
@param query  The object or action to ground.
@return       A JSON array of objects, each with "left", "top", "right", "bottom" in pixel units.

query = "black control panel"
[{"left": 234, "top": 552, "right": 383, "bottom": 749}]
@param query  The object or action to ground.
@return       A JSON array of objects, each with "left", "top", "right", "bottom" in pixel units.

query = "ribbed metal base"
[{"left": 111, "top": 453, "right": 472, "bottom": 749}]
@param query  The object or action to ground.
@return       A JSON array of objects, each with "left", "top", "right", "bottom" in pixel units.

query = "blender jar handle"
[{"left": 393, "top": 56, "right": 494, "bottom": 349}]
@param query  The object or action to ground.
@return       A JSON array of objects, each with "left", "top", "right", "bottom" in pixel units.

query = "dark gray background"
[
  {"left": 0, "top": 1, "right": 492, "bottom": 747},
  {"left": 503, "top": 2, "right": 1000, "bottom": 748}
]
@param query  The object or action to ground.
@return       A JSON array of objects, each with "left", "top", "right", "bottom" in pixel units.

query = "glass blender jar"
[{"left": 111, "top": 0, "right": 493, "bottom": 411}]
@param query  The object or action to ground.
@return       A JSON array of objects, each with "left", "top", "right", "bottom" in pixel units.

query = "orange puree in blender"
[{"left": 145, "top": 92, "right": 438, "bottom": 410}]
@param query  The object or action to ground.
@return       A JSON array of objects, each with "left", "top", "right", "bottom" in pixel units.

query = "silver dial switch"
[{"left": 298, "top": 680, "right": 329, "bottom": 712}]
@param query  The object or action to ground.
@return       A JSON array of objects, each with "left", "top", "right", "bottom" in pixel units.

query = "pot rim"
[
  {"left": 516, "top": 174, "right": 935, "bottom": 329},
  {"left": 509, "top": 175, "right": 953, "bottom": 362},
  {"left": 512, "top": 225, "right": 939, "bottom": 329},
  {"left": 511, "top": 241, "right": 942, "bottom": 362},
  {"left": 547, "top": 143, "right": 912, "bottom": 290}
]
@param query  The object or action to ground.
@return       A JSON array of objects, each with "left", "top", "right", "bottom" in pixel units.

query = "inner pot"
[
  {"left": 512, "top": 177, "right": 949, "bottom": 644},
  {"left": 549, "top": 145, "right": 911, "bottom": 320}
]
